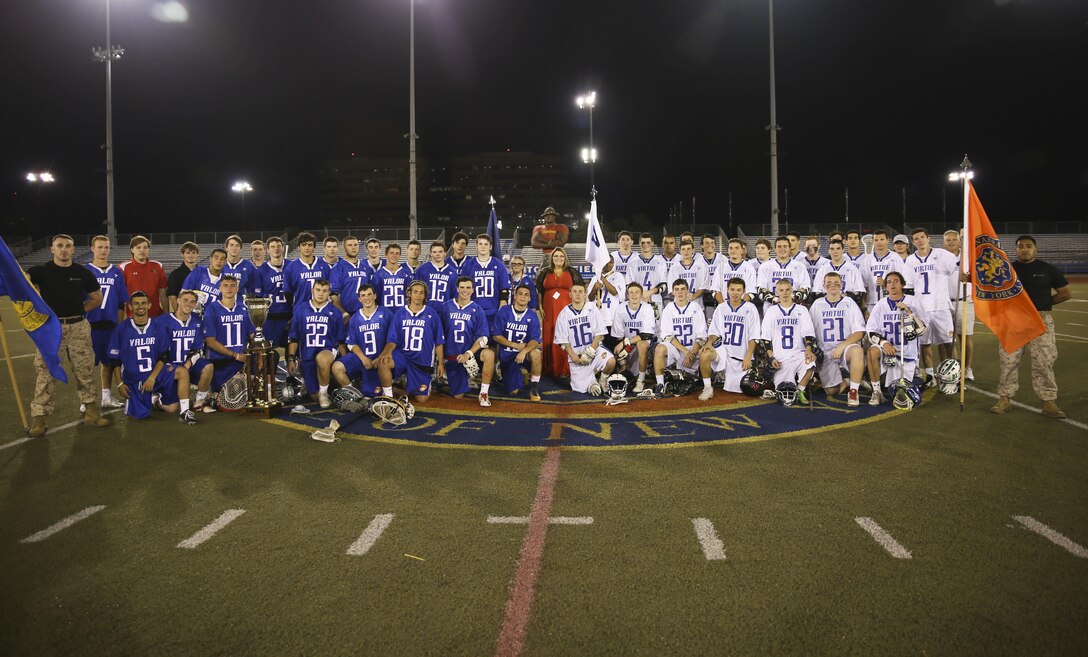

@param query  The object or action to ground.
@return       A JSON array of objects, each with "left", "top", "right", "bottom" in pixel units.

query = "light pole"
[
  {"left": 576, "top": 91, "right": 597, "bottom": 191},
  {"left": 407, "top": 0, "right": 418, "bottom": 240},
  {"left": 232, "top": 181, "right": 254, "bottom": 225},
  {"left": 92, "top": 0, "right": 124, "bottom": 245},
  {"left": 767, "top": 0, "right": 781, "bottom": 236}
]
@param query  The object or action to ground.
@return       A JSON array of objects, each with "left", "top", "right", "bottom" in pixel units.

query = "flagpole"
[
  {"left": 958, "top": 155, "right": 972, "bottom": 411},
  {"left": 0, "top": 313, "right": 29, "bottom": 432}
]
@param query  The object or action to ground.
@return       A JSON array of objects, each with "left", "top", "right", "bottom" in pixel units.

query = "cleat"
[
  {"left": 652, "top": 383, "right": 666, "bottom": 398},
  {"left": 632, "top": 378, "right": 646, "bottom": 394},
  {"left": 925, "top": 377, "right": 937, "bottom": 389},
  {"left": 1041, "top": 400, "right": 1066, "bottom": 419},
  {"left": 989, "top": 396, "right": 1010, "bottom": 414},
  {"left": 965, "top": 367, "right": 975, "bottom": 381},
  {"left": 795, "top": 388, "right": 809, "bottom": 405},
  {"left": 151, "top": 394, "right": 163, "bottom": 411},
  {"left": 101, "top": 396, "right": 125, "bottom": 409},
  {"left": 869, "top": 389, "right": 884, "bottom": 406},
  {"left": 529, "top": 383, "right": 541, "bottom": 402},
  {"left": 698, "top": 386, "right": 714, "bottom": 401},
  {"left": 179, "top": 410, "right": 197, "bottom": 426},
  {"left": 195, "top": 401, "right": 216, "bottom": 414},
  {"left": 847, "top": 389, "right": 860, "bottom": 407},
  {"left": 319, "top": 392, "right": 332, "bottom": 409},
  {"left": 478, "top": 392, "right": 492, "bottom": 407}
]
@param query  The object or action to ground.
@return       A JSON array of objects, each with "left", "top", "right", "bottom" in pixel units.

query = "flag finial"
[
  {"left": 591, "top": 185, "right": 597, "bottom": 200},
  {"left": 489, "top": 195, "right": 496, "bottom": 206},
  {"left": 960, "top": 154, "right": 972, "bottom": 172}
]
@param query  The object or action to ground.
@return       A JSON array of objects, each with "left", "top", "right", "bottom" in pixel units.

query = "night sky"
[{"left": 3, "top": 0, "right": 1086, "bottom": 237}]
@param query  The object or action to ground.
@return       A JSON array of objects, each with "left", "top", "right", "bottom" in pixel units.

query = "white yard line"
[
  {"left": 854, "top": 517, "right": 912, "bottom": 559},
  {"left": 1066, "top": 323, "right": 1085, "bottom": 327},
  {"left": 346, "top": 513, "right": 395, "bottom": 556},
  {"left": 966, "top": 385, "right": 1088, "bottom": 431},
  {"left": 20, "top": 506, "right": 107, "bottom": 544},
  {"left": 486, "top": 516, "right": 594, "bottom": 525},
  {"left": 0, "top": 409, "right": 124, "bottom": 450},
  {"left": 691, "top": 518, "right": 727, "bottom": 561},
  {"left": 1013, "top": 516, "right": 1088, "bottom": 558},
  {"left": 176, "top": 509, "right": 247, "bottom": 549},
  {"left": 1053, "top": 308, "right": 1088, "bottom": 314},
  {"left": 1054, "top": 332, "right": 1088, "bottom": 341}
]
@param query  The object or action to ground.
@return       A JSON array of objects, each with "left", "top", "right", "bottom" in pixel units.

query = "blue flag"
[
  {"left": 0, "top": 237, "right": 68, "bottom": 383},
  {"left": 486, "top": 203, "right": 502, "bottom": 259}
]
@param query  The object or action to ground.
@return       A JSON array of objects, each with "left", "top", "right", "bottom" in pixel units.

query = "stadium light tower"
[
  {"left": 576, "top": 91, "right": 597, "bottom": 191},
  {"left": 26, "top": 172, "right": 56, "bottom": 184},
  {"left": 232, "top": 180, "right": 254, "bottom": 224},
  {"left": 768, "top": 0, "right": 781, "bottom": 237},
  {"left": 406, "top": 0, "right": 419, "bottom": 240},
  {"left": 92, "top": 0, "right": 125, "bottom": 245}
]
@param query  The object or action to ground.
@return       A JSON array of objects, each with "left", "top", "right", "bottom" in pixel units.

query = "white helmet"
[{"left": 936, "top": 359, "right": 961, "bottom": 395}]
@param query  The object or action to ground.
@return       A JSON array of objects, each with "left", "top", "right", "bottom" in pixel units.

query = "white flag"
[{"left": 585, "top": 199, "right": 609, "bottom": 276}]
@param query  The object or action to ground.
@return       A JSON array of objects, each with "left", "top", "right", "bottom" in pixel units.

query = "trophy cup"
[{"left": 243, "top": 296, "right": 282, "bottom": 417}]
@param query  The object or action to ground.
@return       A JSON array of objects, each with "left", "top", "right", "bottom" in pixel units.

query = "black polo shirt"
[
  {"left": 1013, "top": 259, "right": 1068, "bottom": 312},
  {"left": 28, "top": 261, "right": 99, "bottom": 318},
  {"left": 167, "top": 263, "right": 195, "bottom": 299}
]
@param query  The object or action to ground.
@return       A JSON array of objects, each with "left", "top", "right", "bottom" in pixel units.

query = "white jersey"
[
  {"left": 672, "top": 260, "right": 709, "bottom": 308},
  {"left": 709, "top": 301, "right": 761, "bottom": 361},
  {"left": 757, "top": 258, "right": 812, "bottom": 293},
  {"left": 588, "top": 270, "right": 626, "bottom": 327},
  {"left": 660, "top": 253, "right": 681, "bottom": 284},
  {"left": 845, "top": 251, "right": 866, "bottom": 266},
  {"left": 903, "top": 248, "right": 958, "bottom": 312},
  {"left": 946, "top": 251, "right": 972, "bottom": 304},
  {"left": 809, "top": 296, "right": 866, "bottom": 350},
  {"left": 611, "top": 250, "right": 638, "bottom": 281},
  {"left": 715, "top": 259, "right": 758, "bottom": 298},
  {"left": 860, "top": 251, "right": 906, "bottom": 307},
  {"left": 812, "top": 260, "right": 866, "bottom": 295},
  {"left": 801, "top": 256, "right": 830, "bottom": 286},
  {"left": 747, "top": 258, "right": 770, "bottom": 276},
  {"left": 698, "top": 252, "right": 725, "bottom": 291},
  {"left": 865, "top": 295, "right": 926, "bottom": 363},
  {"left": 627, "top": 254, "right": 667, "bottom": 305},
  {"left": 658, "top": 301, "right": 707, "bottom": 348},
  {"left": 554, "top": 303, "right": 607, "bottom": 351},
  {"left": 761, "top": 303, "right": 816, "bottom": 358},
  {"left": 610, "top": 302, "right": 657, "bottom": 339}
]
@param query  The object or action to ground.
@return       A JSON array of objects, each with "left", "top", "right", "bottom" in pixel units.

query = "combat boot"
[
  {"left": 29, "top": 416, "right": 47, "bottom": 437},
  {"left": 1041, "top": 401, "right": 1067, "bottom": 419},
  {"left": 989, "top": 396, "right": 1011, "bottom": 415},
  {"left": 83, "top": 403, "right": 112, "bottom": 428}
]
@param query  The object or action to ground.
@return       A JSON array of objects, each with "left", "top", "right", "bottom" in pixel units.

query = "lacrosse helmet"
[
  {"left": 740, "top": 369, "right": 770, "bottom": 397},
  {"left": 776, "top": 381, "right": 799, "bottom": 406},
  {"left": 331, "top": 385, "right": 370, "bottom": 413},
  {"left": 892, "top": 381, "right": 922, "bottom": 410},
  {"left": 936, "top": 358, "right": 962, "bottom": 395},
  {"left": 902, "top": 313, "right": 927, "bottom": 341},
  {"left": 606, "top": 373, "right": 629, "bottom": 402},
  {"left": 277, "top": 375, "right": 307, "bottom": 405}
]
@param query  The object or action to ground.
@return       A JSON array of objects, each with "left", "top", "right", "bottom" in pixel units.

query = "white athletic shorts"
[
  {"left": 772, "top": 352, "right": 815, "bottom": 387},
  {"left": 708, "top": 345, "right": 746, "bottom": 393},
  {"left": 665, "top": 342, "right": 699, "bottom": 375},
  {"left": 880, "top": 358, "right": 918, "bottom": 387},
  {"left": 569, "top": 346, "right": 614, "bottom": 393},
  {"left": 920, "top": 308, "right": 954, "bottom": 346},
  {"left": 952, "top": 300, "right": 975, "bottom": 337},
  {"left": 817, "top": 342, "right": 862, "bottom": 388}
]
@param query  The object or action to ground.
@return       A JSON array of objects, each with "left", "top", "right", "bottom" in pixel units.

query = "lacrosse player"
[
  {"left": 699, "top": 277, "right": 761, "bottom": 399},
  {"left": 865, "top": 271, "right": 927, "bottom": 405},
  {"left": 442, "top": 276, "right": 496, "bottom": 406},
  {"left": 761, "top": 279, "right": 818, "bottom": 404},
  {"left": 555, "top": 281, "right": 616, "bottom": 395},
  {"left": 491, "top": 284, "right": 543, "bottom": 401},
  {"left": 810, "top": 272, "right": 867, "bottom": 406},
  {"left": 286, "top": 279, "right": 346, "bottom": 409},
  {"left": 652, "top": 279, "right": 707, "bottom": 397},
  {"left": 332, "top": 284, "right": 393, "bottom": 397}
]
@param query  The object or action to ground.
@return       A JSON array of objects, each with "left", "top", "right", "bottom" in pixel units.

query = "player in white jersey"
[
  {"left": 658, "top": 235, "right": 681, "bottom": 304},
  {"left": 672, "top": 241, "right": 709, "bottom": 314},
  {"left": 800, "top": 236, "right": 830, "bottom": 286},
  {"left": 844, "top": 230, "right": 866, "bottom": 265},
  {"left": 757, "top": 237, "right": 812, "bottom": 304},
  {"left": 943, "top": 229, "right": 974, "bottom": 380},
  {"left": 651, "top": 279, "right": 707, "bottom": 396},
  {"left": 904, "top": 228, "right": 961, "bottom": 382},
  {"left": 859, "top": 230, "right": 905, "bottom": 314},
  {"left": 609, "top": 282, "right": 657, "bottom": 393},
  {"left": 812, "top": 239, "right": 866, "bottom": 302},
  {"left": 762, "top": 279, "right": 817, "bottom": 404},
  {"left": 587, "top": 256, "right": 625, "bottom": 334},
  {"left": 747, "top": 238, "right": 772, "bottom": 274},
  {"left": 865, "top": 272, "right": 927, "bottom": 405},
  {"left": 610, "top": 230, "right": 637, "bottom": 281},
  {"left": 554, "top": 282, "right": 617, "bottom": 395},
  {"left": 628, "top": 233, "right": 667, "bottom": 312},
  {"left": 809, "top": 272, "right": 867, "bottom": 406},
  {"left": 699, "top": 276, "right": 761, "bottom": 399}
]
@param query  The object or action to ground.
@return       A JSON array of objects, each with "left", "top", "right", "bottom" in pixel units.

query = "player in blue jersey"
[
  {"left": 85, "top": 235, "right": 129, "bottom": 410},
  {"left": 286, "top": 279, "right": 346, "bottom": 409},
  {"left": 417, "top": 241, "right": 458, "bottom": 313},
  {"left": 442, "top": 276, "right": 496, "bottom": 406},
  {"left": 465, "top": 233, "right": 510, "bottom": 324},
  {"left": 507, "top": 255, "right": 539, "bottom": 311},
  {"left": 372, "top": 243, "right": 414, "bottom": 310},
  {"left": 107, "top": 291, "right": 192, "bottom": 423},
  {"left": 182, "top": 247, "right": 228, "bottom": 314},
  {"left": 377, "top": 280, "right": 445, "bottom": 403},
  {"left": 162, "top": 290, "right": 216, "bottom": 417},
  {"left": 284, "top": 232, "right": 333, "bottom": 312},
  {"left": 252, "top": 236, "right": 292, "bottom": 348},
  {"left": 330, "top": 235, "right": 370, "bottom": 323},
  {"left": 202, "top": 275, "right": 256, "bottom": 395},
  {"left": 404, "top": 239, "right": 424, "bottom": 276},
  {"left": 491, "top": 284, "right": 543, "bottom": 401},
  {"left": 223, "top": 234, "right": 256, "bottom": 296},
  {"left": 332, "top": 285, "right": 393, "bottom": 398},
  {"left": 446, "top": 232, "right": 471, "bottom": 277},
  {"left": 361, "top": 237, "right": 385, "bottom": 279}
]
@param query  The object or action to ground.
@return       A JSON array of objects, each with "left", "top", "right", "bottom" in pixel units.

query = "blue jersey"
[
  {"left": 346, "top": 306, "right": 394, "bottom": 360},
  {"left": 385, "top": 304, "right": 444, "bottom": 367},
  {"left": 465, "top": 256, "right": 510, "bottom": 318},
  {"left": 491, "top": 305, "right": 542, "bottom": 355},
  {"left": 509, "top": 274, "right": 539, "bottom": 311},
  {"left": 446, "top": 255, "right": 471, "bottom": 279},
  {"left": 108, "top": 317, "right": 169, "bottom": 382},
  {"left": 373, "top": 263, "right": 414, "bottom": 310},
  {"left": 361, "top": 258, "right": 385, "bottom": 280},
  {"left": 160, "top": 311, "right": 204, "bottom": 365},
  {"left": 202, "top": 299, "right": 254, "bottom": 360},
  {"left": 223, "top": 258, "right": 256, "bottom": 296},
  {"left": 442, "top": 299, "right": 490, "bottom": 356},
  {"left": 288, "top": 301, "right": 345, "bottom": 361},
  {"left": 416, "top": 261, "right": 458, "bottom": 312},
  {"left": 284, "top": 257, "right": 333, "bottom": 311},
  {"left": 253, "top": 261, "right": 291, "bottom": 317},
  {"left": 182, "top": 266, "right": 226, "bottom": 312},
  {"left": 330, "top": 259, "right": 371, "bottom": 315},
  {"left": 84, "top": 263, "right": 128, "bottom": 325}
]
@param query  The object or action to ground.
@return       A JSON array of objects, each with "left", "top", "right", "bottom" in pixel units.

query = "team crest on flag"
[
  {"left": 973, "top": 235, "right": 1021, "bottom": 301},
  {"left": 14, "top": 298, "right": 49, "bottom": 332}
]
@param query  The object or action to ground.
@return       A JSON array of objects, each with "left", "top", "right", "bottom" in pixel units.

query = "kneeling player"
[
  {"left": 332, "top": 285, "right": 392, "bottom": 398},
  {"left": 492, "top": 285, "right": 543, "bottom": 401},
  {"left": 555, "top": 282, "right": 615, "bottom": 395},
  {"left": 442, "top": 276, "right": 496, "bottom": 406},
  {"left": 162, "top": 290, "right": 214, "bottom": 423},
  {"left": 699, "top": 277, "right": 760, "bottom": 399},
  {"left": 762, "top": 279, "right": 817, "bottom": 405},
  {"left": 108, "top": 292, "right": 190, "bottom": 423},
  {"left": 865, "top": 272, "right": 926, "bottom": 405},
  {"left": 202, "top": 276, "right": 255, "bottom": 401},
  {"left": 286, "top": 279, "right": 346, "bottom": 408},
  {"left": 809, "top": 272, "right": 867, "bottom": 406},
  {"left": 377, "top": 280, "right": 445, "bottom": 404},
  {"left": 609, "top": 282, "right": 657, "bottom": 394},
  {"left": 652, "top": 279, "right": 707, "bottom": 397}
]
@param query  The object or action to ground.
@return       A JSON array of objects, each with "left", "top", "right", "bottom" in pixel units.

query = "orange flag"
[{"left": 967, "top": 184, "right": 1045, "bottom": 353}]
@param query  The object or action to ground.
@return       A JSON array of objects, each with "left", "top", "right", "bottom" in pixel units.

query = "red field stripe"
[{"left": 493, "top": 447, "right": 562, "bottom": 657}]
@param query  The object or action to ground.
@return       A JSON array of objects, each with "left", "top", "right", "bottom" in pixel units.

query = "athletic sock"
[
  {"left": 382, "top": 386, "right": 393, "bottom": 397},
  {"left": 101, "top": 388, "right": 110, "bottom": 402},
  {"left": 480, "top": 383, "right": 490, "bottom": 394},
  {"left": 849, "top": 382, "right": 860, "bottom": 391},
  {"left": 179, "top": 398, "right": 190, "bottom": 413},
  {"left": 195, "top": 390, "right": 208, "bottom": 403},
  {"left": 530, "top": 375, "right": 541, "bottom": 383},
  {"left": 637, "top": 372, "right": 646, "bottom": 381},
  {"left": 656, "top": 374, "right": 665, "bottom": 385},
  {"left": 319, "top": 384, "right": 329, "bottom": 395},
  {"left": 702, "top": 378, "right": 712, "bottom": 389}
]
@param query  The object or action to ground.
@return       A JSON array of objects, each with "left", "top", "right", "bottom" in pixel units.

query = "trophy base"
[{"left": 243, "top": 400, "right": 283, "bottom": 418}]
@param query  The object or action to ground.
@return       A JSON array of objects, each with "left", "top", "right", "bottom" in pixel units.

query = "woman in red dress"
[{"left": 535, "top": 247, "right": 584, "bottom": 379}]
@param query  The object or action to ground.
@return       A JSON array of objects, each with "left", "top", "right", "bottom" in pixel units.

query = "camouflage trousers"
[
  {"left": 32, "top": 319, "right": 97, "bottom": 417},
  {"left": 997, "top": 312, "right": 1057, "bottom": 401}
]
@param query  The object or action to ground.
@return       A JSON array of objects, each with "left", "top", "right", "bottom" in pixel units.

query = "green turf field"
[{"left": 2, "top": 284, "right": 1086, "bottom": 656}]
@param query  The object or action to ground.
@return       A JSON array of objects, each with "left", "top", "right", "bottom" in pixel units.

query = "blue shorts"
[
  {"left": 336, "top": 353, "right": 383, "bottom": 397},
  {"left": 263, "top": 318, "right": 290, "bottom": 348},
  {"left": 209, "top": 358, "right": 244, "bottom": 390},
  {"left": 444, "top": 356, "right": 479, "bottom": 397},
  {"left": 392, "top": 350, "right": 433, "bottom": 398},
  {"left": 91, "top": 325, "right": 115, "bottom": 366},
  {"left": 299, "top": 350, "right": 336, "bottom": 395},
  {"left": 123, "top": 366, "right": 179, "bottom": 419},
  {"left": 187, "top": 357, "right": 211, "bottom": 382},
  {"left": 498, "top": 351, "right": 526, "bottom": 393}
]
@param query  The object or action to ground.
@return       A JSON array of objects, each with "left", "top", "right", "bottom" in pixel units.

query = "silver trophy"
[{"left": 243, "top": 296, "right": 281, "bottom": 416}]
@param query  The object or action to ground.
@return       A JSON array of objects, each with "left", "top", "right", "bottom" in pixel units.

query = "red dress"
[{"left": 540, "top": 269, "right": 574, "bottom": 378}]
